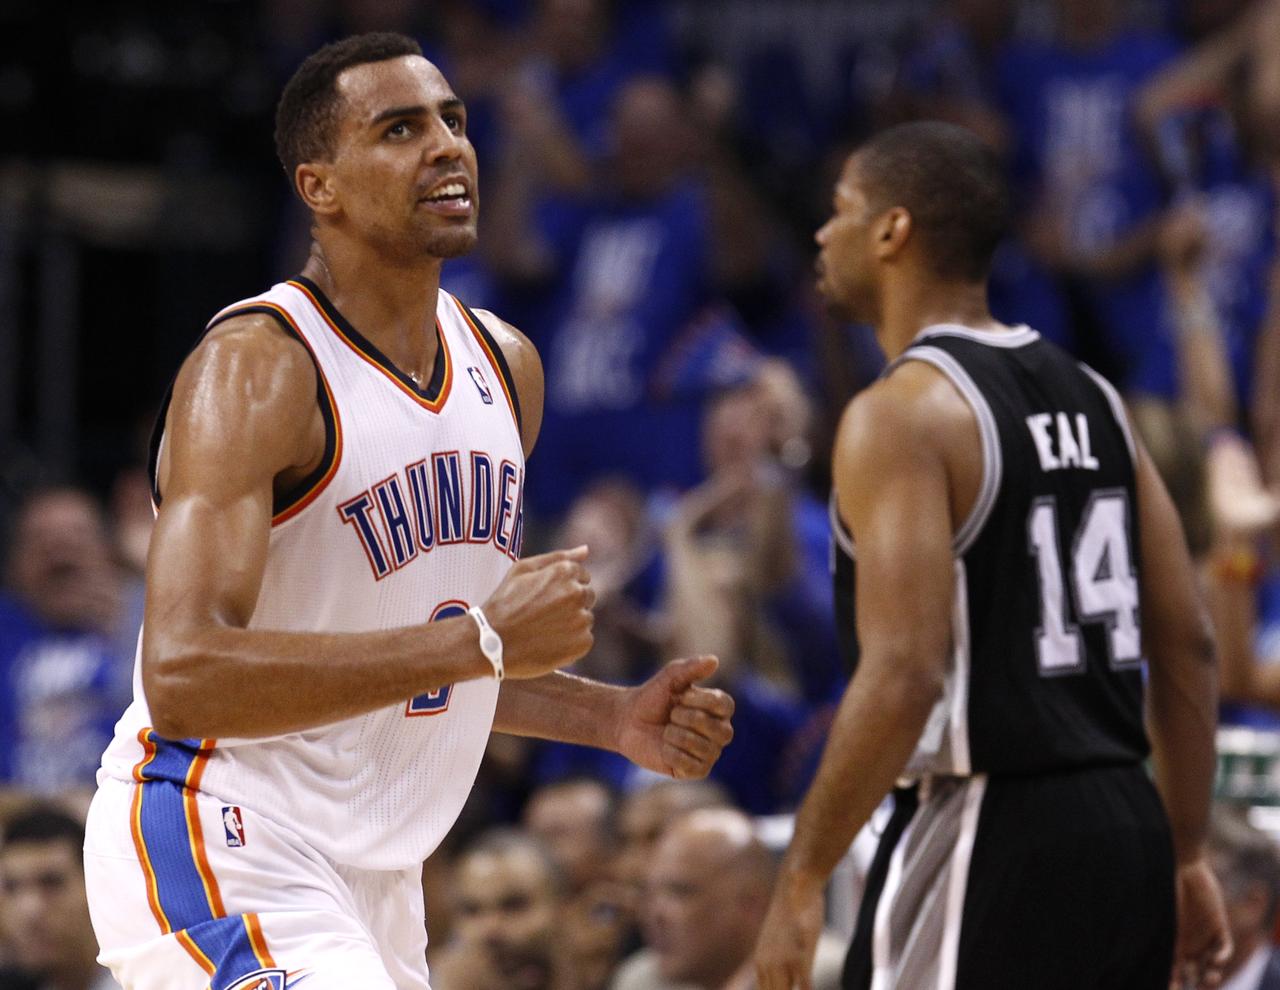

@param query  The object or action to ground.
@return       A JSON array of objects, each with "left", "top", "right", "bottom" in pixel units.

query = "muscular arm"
[
  {"left": 143, "top": 316, "right": 494, "bottom": 740},
  {"left": 1135, "top": 430, "right": 1234, "bottom": 985},
  {"left": 756, "top": 365, "right": 961, "bottom": 990},
  {"left": 491, "top": 670, "right": 624, "bottom": 747},
  {"left": 1135, "top": 435, "right": 1219, "bottom": 861},
  {"left": 779, "top": 365, "right": 956, "bottom": 883}
]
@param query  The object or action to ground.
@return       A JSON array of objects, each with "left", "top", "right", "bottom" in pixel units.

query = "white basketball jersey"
[{"left": 100, "top": 277, "right": 526, "bottom": 871}]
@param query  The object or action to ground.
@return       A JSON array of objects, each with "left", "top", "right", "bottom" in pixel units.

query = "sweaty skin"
[
  {"left": 142, "top": 53, "right": 733, "bottom": 778},
  {"left": 753, "top": 149, "right": 1229, "bottom": 990}
]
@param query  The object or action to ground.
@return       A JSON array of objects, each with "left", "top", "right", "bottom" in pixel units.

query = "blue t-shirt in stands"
[
  {"left": 997, "top": 31, "right": 1183, "bottom": 396},
  {"left": 526, "top": 180, "right": 721, "bottom": 515},
  {"left": 0, "top": 595, "right": 128, "bottom": 793},
  {"left": 1165, "top": 108, "right": 1276, "bottom": 407}
]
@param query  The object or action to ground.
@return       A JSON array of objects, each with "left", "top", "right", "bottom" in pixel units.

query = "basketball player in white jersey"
[{"left": 82, "top": 33, "right": 734, "bottom": 990}]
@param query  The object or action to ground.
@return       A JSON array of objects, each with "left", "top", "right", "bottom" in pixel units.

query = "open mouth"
[{"left": 419, "top": 180, "right": 473, "bottom": 216}]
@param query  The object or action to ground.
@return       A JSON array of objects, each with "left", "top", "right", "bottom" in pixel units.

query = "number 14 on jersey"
[{"left": 1028, "top": 489, "right": 1142, "bottom": 675}]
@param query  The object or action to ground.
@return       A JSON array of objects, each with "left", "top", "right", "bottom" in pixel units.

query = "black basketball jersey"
[{"left": 832, "top": 324, "right": 1149, "bottom": 776}]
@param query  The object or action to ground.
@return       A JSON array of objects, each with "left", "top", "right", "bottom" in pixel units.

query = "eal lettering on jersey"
[{"left": 337, "top": 450, "right": 524, "bottom": 580}]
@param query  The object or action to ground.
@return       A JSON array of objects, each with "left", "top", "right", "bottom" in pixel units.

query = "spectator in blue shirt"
[
  {"left": 516, "top": 77, "right": 740, "bottom": 516},
  {"left": 997, "top": 0, "right": 1184, "bottom": 398},
  {"left": 0, "top": 488, "right": 135, "bottom": 797}
]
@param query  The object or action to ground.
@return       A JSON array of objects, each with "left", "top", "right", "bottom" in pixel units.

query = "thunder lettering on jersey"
[
  {"left": 338, "top": 451, "right": 525, "bottom": 580},
  {"left": 101, "top": 276, "right": 525, "bottom": 873}
]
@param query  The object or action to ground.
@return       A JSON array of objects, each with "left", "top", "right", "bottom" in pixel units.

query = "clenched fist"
[{"left": 482, "top": 545, "right": 596, "bottom": 679}]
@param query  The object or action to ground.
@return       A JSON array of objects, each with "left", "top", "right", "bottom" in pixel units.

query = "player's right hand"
[
  {"left": 1170, "top": 856, "right": 1232, "bottom": 989},
  {"left": 481, "top": 545, "right": 595, "bottom": 679},
  {"left": 754, "top": 870, "right": 823, "bottom": 990}
]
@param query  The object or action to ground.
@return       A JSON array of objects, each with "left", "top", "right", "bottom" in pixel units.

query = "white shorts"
[{"left": 84, "top": 777, "right": 430, "bottom": 990}]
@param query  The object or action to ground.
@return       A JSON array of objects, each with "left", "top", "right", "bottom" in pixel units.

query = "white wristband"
[{"left": 468, "top": 606, "right": 504, "bottom": 682}]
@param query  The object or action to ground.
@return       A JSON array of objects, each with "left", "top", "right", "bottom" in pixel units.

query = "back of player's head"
[
  {"left": 855, "top": 120, "right": 1010, "bottom": 282},
  {"left": 275, "top": 32, "right": 424, "bottom": 188}
]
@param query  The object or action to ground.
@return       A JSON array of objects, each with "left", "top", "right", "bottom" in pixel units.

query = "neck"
[
  {"left": 875, "top": 276, "right": 1005, "bottom": 361},
  {"left": 302, "top": 235, "right": 444, "bottom": 383}
]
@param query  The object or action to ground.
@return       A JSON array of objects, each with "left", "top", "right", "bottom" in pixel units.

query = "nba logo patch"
[
  {"left": 222, "top": 806, "right": 246, "bottom": 847},
  {"left": 226, "top": 969, "right": 287, "bottom": 990},
  {"left": 467, "top": 366, "right": 494, "bottom": 404}
]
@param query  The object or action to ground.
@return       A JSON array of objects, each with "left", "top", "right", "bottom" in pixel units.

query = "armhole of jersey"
[
  {"left": 896, "top": 346, "right": 1003, "bottom": 556},
  {"left": 148, "top": 304, "right": 342, "bottom": 527},
  {"left": 1078, "top": 363, "right": 1137, "bottom": 467},
  {"left": 453, "top": 297, "right": 523, "bottom": 436}
]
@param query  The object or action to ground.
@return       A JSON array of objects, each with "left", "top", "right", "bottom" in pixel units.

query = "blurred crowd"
[{"left": 7, "top": 0, "right": 1280, "bottom": 984}]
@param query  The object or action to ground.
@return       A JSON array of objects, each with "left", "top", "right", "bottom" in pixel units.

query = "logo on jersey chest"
[
  {"left": 467, "top": 366, "right": 494, "bottom": 404},
  {"left": 337, "top": 451, "right": 524, "bottom": 579}
]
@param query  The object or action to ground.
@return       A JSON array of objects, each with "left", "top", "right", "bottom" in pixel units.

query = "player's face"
[
  {"left": 0, "top": 841, "right": 97, "bottom": 974},
  {"left": 326, "top": 56, "right": 479, "bottom": 260},
  {"left": 815, "top": 157, "right": 878, "bottom": 323}
]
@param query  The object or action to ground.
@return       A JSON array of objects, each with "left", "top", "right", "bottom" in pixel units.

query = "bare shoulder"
[
  {"left": 836, "top": 359, "right": 971, "bottom": 467},
  {"left": 177, "top": 312, "right": 316, "bottom": 405},
  {"left": 470, "top": 307, "right": 544, "bottom": 456},
  {"left": 469, "top": 307, "right": 542, "bottom": 386},
  {"left": 162, "top": 312, "right": 321, "bottom": 491}
]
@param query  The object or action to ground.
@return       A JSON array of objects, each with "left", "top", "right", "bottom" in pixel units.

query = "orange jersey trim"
[
  {"left": 452, "top": 297, "right": 519, "bottom": 426},
  {"left": 171, "top": 301, "right": 344, "bottom": 528},
  {"left": 288, "top": 279, "right": 455, "bottom": 412},
  {"left": 245, "top": 913, "right": 277, "bottom": 968},
  {"left": 128, "top": 728, "right": 171, "bottom": 934},
  {"left": 175, "top": 929, "right": 217, "bottom": 975},
  {"left": 226, "top": 301, "right": 345, "bottom": 526},
  {"left": 182, "top": 738, "right": 227, "bottom": 919}
]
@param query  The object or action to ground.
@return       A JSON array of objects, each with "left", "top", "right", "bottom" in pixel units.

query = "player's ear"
[
  {"left": 296, "top": 162, "right": 339, "bottom": 217},
  {"left": 875, "top": 207, "right": 912, "bottom": 260}
]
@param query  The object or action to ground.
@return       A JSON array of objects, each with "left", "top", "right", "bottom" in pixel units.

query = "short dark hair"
[
  {"left": 274, "top": 32, "right": 424, "bottom": 191},
  {"left": 855, "top": 121, "right": 1011, "bottom": 282},
  {"left": 2, "top": 805, "right": 86, "bottom": 862}
]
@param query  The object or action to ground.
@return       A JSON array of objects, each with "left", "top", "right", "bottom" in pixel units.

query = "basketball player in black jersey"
[{"left": 753, "top": 122, "right": 1232, "bottom": 990}]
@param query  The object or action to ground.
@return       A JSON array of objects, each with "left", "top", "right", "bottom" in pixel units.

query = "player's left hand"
[{"left": 615, "top": 655, "right": 734, "bottom": 779}]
